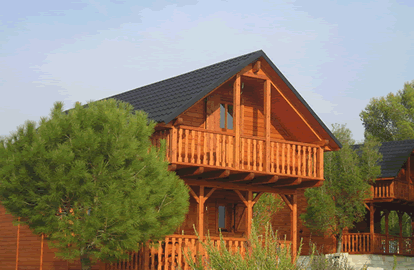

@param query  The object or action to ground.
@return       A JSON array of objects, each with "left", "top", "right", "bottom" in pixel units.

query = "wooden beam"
[
  {"left": 270, "top": 82, "right": 322, "bottom": 141},
  {"left": 176, "top": 166, "right": 204, "bottom": 177},
  {"left": 280, "top": 194, "right": 293, "bottom": 211},
  {"left": 197, "top": 169, "right": 230, "bottom": 180},
  {"left": 234, "top": 190, "right": 248, "bottom": 207},
  {"left": 204, "top": 188, "right": 217, "bottom": 202},
  {"left": 252, "top": 192, "right": 264, "bottom": 205},
  {"left": 252, "top": 61, "right": 261, "bottom": 73},
  {"left": 173, "top": 117, "right": 183, "bottom": 126},
  {"left": 273, "top": 178, "right": 302, "bottom": 187},
  {"left": 233, "top": 75, "right": 241, "bottom": 169},
  {"left": 184, "top": 179, "right": 296, "bottom": 194},
  {"left": 219, "top": 172, "right": 255, "bottom": 182},
  {"left": 264, "top": 80, "right": 271, "bottom": 173},
  {"left": 168, "top": 164, "right": 177, "bottom": 171},
  {"left": 295, "top": 180, "right": 323, "bottom": 189},
  {"left": 188, "top": 186, "right": 199, "bottom": 203},
  {"left": 250, "top": 175, "right": 278, "bottom": 185},
  {"left": 242, "top": 72, "right": 268, "bottom": 80},
  {"left": 311, "top": 140, "right": 329, "bottom": 147}
]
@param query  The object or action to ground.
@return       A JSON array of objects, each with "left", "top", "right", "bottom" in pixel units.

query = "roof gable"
[
  {"left": 105, "top": 50, "right": 341, "bottom": 149},
  {"left": 353, "top": 140, "right": 414, "bottom": 178}
]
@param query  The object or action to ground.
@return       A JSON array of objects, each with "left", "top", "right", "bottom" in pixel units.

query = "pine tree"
[
  {"left": 301, "top": 124, "right": 382, "bottom": 253},
  {"left": 0, "top": 99, "right": 189, "bottom": 270}
]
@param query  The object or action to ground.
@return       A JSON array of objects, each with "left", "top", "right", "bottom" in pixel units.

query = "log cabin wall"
[{"left": 0, "top": 204, "right": 102, "bottom": 270}]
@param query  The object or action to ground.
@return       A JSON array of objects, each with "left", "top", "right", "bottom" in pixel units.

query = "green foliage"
[
  {"left": 301, "top": 124, "right": 382, "bottom": 253},
  {"left": 0, "top": 99, "right": 189, "bottom": 269},
  {"left": 185, "top": 223, "right": 302, "bottom": 270},
  {"left": 360, "top": 80, "right": 414, "bottom": 141},
  {"left": 253, "top": 193, "right": 284, "bottom": 231}
]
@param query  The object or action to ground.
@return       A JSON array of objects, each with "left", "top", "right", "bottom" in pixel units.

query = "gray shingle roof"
[
  {"left": 104, "top": 50, "right": 341, "bottom": 148},
  {"left": 353, "top": 140, "right": 414, "bottom": 178}
]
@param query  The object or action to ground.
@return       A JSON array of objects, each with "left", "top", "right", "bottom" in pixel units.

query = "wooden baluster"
[
  {"left": 259, "top": 140, "right": 263, "bottom": 171},
  {"left": 287, "top": 144, "right": 291, "bottom": 175},
  {"left": 281, "top": 143, "right": 285, "bottom": 174},
  {"left": 184, "top": 129, "right": 189, "bottom": 163},
  {"left": 171, "top": 237, "right": 176, "bottom": 269},
  {"left": 253, "top": 140, "right": 257, "bottom": 171},
  {"left": 216, "top": 134, "right": 221, "bottom": 166},
  {"left": 191, "top": 131, "right": 195, "bottom": 163},
  {"left": 208, "top": 133, "right": 213, "bottom": 166},
  {"left": 248, "top": 139, "right": 251, "bottom": 170},
  {"left": 196, "top": 131, "right": 201, "bottom": 164},
  {"left": 178, "top": 129, "right": 183, "bottom": 163},
  {"left": 276, "top": 142, "right": 280, "bottom": 174},
  {"left": 270, "top": 142, "right": 274, "bottom": 173},
  {"left": 178, "top": 238, "right": 182, "bottom": 270}
]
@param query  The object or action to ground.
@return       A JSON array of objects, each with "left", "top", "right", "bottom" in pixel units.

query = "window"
[
  {"left": 218, "top": 205, "right": 226, "bottom": 229},
  {"left": 220, "top": 103, "right": 233, "bottom": 130}
]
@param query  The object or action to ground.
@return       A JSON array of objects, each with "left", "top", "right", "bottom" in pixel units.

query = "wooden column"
[
  {"left": 370, "top": 203, "right": 375, "bottom": 252},
  {"left": 233, "top": 75, "right": 241, "bottom": 169},
  {"left": 291, "top": 193, "right": 298, "bottom": 260},
  {"left": 264, "top": 80, "right": 271, "bottom": 172},
  {"left": 247, "top": 191, "right": 253, "bottom": 237},
  {"left": 385, "top": 210, "right": 390, "bottom": 253}
]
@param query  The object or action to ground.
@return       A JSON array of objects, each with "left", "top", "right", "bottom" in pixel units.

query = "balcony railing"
[
  {"left": 342, "top": 233, "right": 414, "bottom": 255},
  {"left": 152, "top": 126, "right": 324, "bottom": 179},
  {"left": 104, "top": 234, "right": 292, "bottom": 270},
  {"left": 371, "top": 180, "right": 414, "bottom": 202}
]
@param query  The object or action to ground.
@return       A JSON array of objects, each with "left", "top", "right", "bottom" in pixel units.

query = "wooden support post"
[
  {"left": 264, "top": 80, "right": 271, "bottom": 172},
  {"left": 291, "top": 193, "right": 298, "bottom": 260},
  {"left": 233, "top": 75, "right": 241, "bottom": 169},
  {"left": 198, "top": 186, "right": 205, "bottom": 251},
  {"left": 247, "top": 190, "right": 253, "bottom": 237},
  {"left": 370, "top": 203, "right": 375, "bottom": 253},
  {"left": 385, "top": 210, "right": 389, "bottom": 254}
]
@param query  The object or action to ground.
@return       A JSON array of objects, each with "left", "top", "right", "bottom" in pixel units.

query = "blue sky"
[{"left": 1, "top": 0, "right": 413, "bottom": 142}]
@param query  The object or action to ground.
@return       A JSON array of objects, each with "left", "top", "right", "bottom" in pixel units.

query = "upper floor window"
[{"left": 220, "top": 103, "right": 233, "bottom": 130}]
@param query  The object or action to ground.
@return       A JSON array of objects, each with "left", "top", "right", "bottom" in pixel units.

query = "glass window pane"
[
  {"left": 218, "top": 206, "right": 226, "bottom": 228},
  {"left": 220, "top": 104, "right": 226, "bottom": 129},
  {"left": 227, "top": 105, "right": 233, "bottom": 130}
]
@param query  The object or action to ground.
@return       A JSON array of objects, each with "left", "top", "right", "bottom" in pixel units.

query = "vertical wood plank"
[{"left": 233, "top": 74, "right": 241, "bottom": 169}]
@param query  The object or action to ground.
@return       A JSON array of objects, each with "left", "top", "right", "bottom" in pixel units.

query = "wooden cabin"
[
  {"left": 277, "top": 140, "right": 414, "bottom": 257},
  {"left": 0, "top": 50, "right": 341, "bottom": 270}
]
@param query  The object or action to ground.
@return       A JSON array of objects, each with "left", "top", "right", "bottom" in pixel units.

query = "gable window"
[{"left": 220, "top": 103, "right": 233, "bottom": 130}]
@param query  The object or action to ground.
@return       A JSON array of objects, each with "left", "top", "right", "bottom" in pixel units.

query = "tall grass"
[{"left": 182, "top": 223, "right": 376, "bottom": 270}]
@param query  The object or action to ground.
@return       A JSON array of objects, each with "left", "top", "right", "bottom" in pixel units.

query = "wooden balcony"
[
  {"left": 152, "top": 126, "right": 324, "bottom": 181},
  {"left": 104, "top": 234, "right": 292, "bottom": 270},
  {"left": 342, "top": 233, "right": 414, "bottom": 256},
  {"left": 370, "top": 180, "right": 414, "bottom": 202}
]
